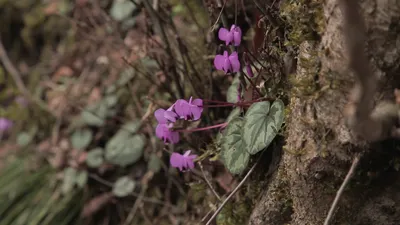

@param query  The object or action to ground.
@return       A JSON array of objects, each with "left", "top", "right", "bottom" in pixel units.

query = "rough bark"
[{"left": 250, "top": 0, "right": 400, "bottom": 224}]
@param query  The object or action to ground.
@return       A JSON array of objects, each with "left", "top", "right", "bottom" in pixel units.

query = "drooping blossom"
[
  {"left": 218, "top": 25, "right": 242, "bottom": 46},
  {"left": 245, "top": 64, "right": 254, "bottom": 78},
  {"left": 154, "top": 105, "right": 178, "bottom": 123},
  {"left": 174, "top": 97, "right": 203, "bottom": 121},
  {"left": 154, "top": 106, "right": 180, "bottom": 144},
  {"left": 0, "top": 118, "right": 13, "bottom": 132},
  {"left": 170, "top": 150, "right": 197, "bottom": 171},
  {"left": 214, "top": 51, "right": 241, "bottom": 74},
  {"left": 155, "top": 123, "right": 180, "bottom": 144}
]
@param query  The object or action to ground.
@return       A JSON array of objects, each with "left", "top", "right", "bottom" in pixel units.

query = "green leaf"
[
  {"left": 226, "top": 108, "right": 241, "bottom": 123},
  {"left": 227, "top": 76, "right": 240, "bottom": 103},
  {"left": 61, "top": 167, "right": 77, "bottom": 194},
  {"left": 105, "top": 133, "right": 145, "bottom": 166},
  {"left": 16, "top": 132, "right": 33, "bottom": 147},
  {"left": 120, "top": 120, "right": 142, "bottom": 134},
  {"left": 70, "top": 129, "right": 93, "bottom": 150},
  {"left": 110, "top": 0, "right": 136, "bottom": 22},
  {"left": 106, "top": 84, "right": 117, "bottom": 94},
  {"left": 117, "top": 68, "right": 135, "bottom": 86},
  {"left": 81, "top": 110, "right": 105, "bottom": 127},
  {"left": 104, "top": 95, "right": 118, "bottom": 108},
  {"left": 243, "top": 100, "right": 285, "bottom": 155},
  {"left": 148, "top": 154, "right": 161, "bottom": 173},
  {"left": 113, "top": 176, "right": 135, "bottom": 197},
  {"left": 76, "top": 171, "right": 88, "bottom": 188},
  {"left": 221, "top": 118, "right": 250, "bottom": 174},
  {"left": 86, "top": 148, "right": 104, "bottom": 168}
]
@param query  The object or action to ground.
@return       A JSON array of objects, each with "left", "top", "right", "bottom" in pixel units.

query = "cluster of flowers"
[
  {"left": 214, "top": 25, "right": 242, "bottom": 74},
  {"left": 154, "top": 97, "right": 203, "bottom": 171},
  {"left": 155, "top": 24, "right": 250, "bottom": 172}
]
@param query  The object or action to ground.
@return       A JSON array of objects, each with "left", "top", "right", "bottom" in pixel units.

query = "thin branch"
[
  {"left": 199, "top": 162, "right": 221, "bottom": 201},
  {"left": 142, "top": 0, "right": 185, "bottom": 98},
  {"left": 205, "top": 153, "right": 263, "bottom": 225},
  {"left": 324, "top": 155, "right": 360, "bottom": 225}
]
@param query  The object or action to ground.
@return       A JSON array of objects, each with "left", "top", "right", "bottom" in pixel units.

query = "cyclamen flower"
[
  {"left": 218, "top": 25, "right": 242, "bottom": 46},
  {"left": 170, "top": 150, "right": 197, "bottom": 171},
  {"left": 154, "top": 107, "right": 179, "bottom": 144},
  {"left": 214, "top": 51, "right": 240, "bottom": 74},
  {"left": 174, "top": 97, "right": 203, "bottom": 121},
  {"left": 0, "top": 118, "right": 13, "bottom": 132},
  {"left": 156, "top": 123, "right": 180, "bottom": 144},
  {"left": 154, "top": 106, "right": 178, "bottom": 123},
  {"left": 246, "top": 64, "right": 254, "bottom": 78}
]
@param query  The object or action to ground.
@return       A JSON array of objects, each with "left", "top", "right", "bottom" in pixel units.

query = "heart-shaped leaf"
[
  {"left": 121, "top": 120, "right": 142, "bottom": 134},
  {"left": 86, "top": 148, "right": 104, "bottom": 168},
  {"left": 109, "top": 0, "right": 136, "bottom": 22},
  {"left": 243, "top": 100, "right": 285, "bottom": 155},
  {"left": 105, "top": 132, "right": 145, "bottom": 166},
  {"left": 113, "top": 176, "right": 135, "bottom": 197},
  {"left": 221, "top": 118, "right": 250, "bottom": 174},
  {"left": 70, "top": 129, "right": 93, "bottom": 150}
]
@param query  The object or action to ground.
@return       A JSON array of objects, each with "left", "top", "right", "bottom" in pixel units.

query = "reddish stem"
[{"left": 176, "top": 122, "right": 228, "bottom": 133}]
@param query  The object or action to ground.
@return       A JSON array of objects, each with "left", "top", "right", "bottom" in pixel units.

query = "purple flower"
[
  {"left": 246, "top": 64, "right": 254, "bottom": 78},
  {"left": 218, "top": 25, "right": 242, "bottom": 46},
  {"left": 155, "top": 123, "right": 180, "bottom": 144},
  {"left": 154, "top": 106, "right": 180, "bottom": 144},
  {"left": 174, "top": 97, "right": 203, "bottom": 121},
  {"left": 154, "top": 105, "right": 178, "bottom": 123},
  {"left": 214, "top": 51, "right": 241, "bottom": 74},
  {"left": 170, "top": 150, "right": 197, "bottom": 171},
  {"left": 0, "top": 118, "right": 13, "bottom": 132}
]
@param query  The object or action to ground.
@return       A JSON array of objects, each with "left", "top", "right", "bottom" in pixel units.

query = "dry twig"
[
  {"left": 205, "top": 153, "right": 263, "bottom": 225},
  {"left": 324, "top": 155, "right": 360, "bottom": 225}
]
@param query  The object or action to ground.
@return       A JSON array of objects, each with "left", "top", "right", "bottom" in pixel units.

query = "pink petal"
[
  {"left": 155, "top": 124, "right": 165, "bottom": 139},
  {"left": 246, "top": 64, "right": 254, "bottom": 77},
  {"left": 164, "top": 110, "right": 177, "bottom": 122},
  {"left": 218, "top": 28, "right": 229, "bottom": 41},
  {"left": 170, "top": 153, "right": 184, "bottom": 170},
  {"left": 154, "top": 109, "right": 167, "bottom": 124},
  {"left": 186, "top": 159, "right": 195, "bottom": 170},
  {"left": 223, "top": 58, "right": 231, "bottom": 74},
  {"left": 233, "top": 27, "right": 242, "bottom": 46},
  {"left": 191, "top": 98, "right": 203, "bottom": 107},
  {"left": 174, "top": 99, "right": 191, "bottom": 120},
  {"left": 183, "top": 150, "right": 192, "bottom": 156},
  {"left": 214, "top": 55, "right": 225, "bottom": 70},
  {"left": 169, "top": 131, "right": 180, "bottom": 144},
  {"left": 229, "top": 52, "right": 240, "bottom": 73},
  {"left": 190, "top": 106, "right": 203, "bottom": 121}
]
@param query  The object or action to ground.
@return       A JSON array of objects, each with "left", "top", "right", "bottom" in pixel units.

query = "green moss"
[
  {"left": 289, "top": 46, "right": 322, "bottom": 98},
  {"left": 280, "top": 0, "right": 325, "bottom": 46}
]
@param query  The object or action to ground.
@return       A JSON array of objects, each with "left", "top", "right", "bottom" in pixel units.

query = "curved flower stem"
[{"left": 176, "top": 122, "right": 228, "bottom": 133}]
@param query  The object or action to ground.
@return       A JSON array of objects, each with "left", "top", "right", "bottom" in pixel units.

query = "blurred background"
[{"left": 0, "top": 0, "right": 265, "bottom": 224}]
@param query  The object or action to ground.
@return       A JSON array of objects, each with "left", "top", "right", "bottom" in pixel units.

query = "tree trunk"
[{"left": 250, "top": 0, "right": 400, "bottom": 224}]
